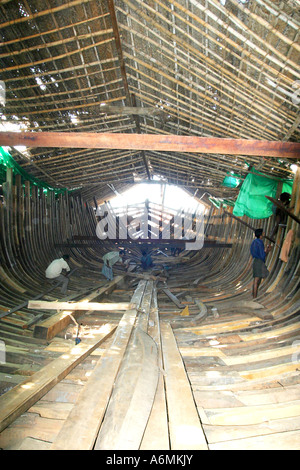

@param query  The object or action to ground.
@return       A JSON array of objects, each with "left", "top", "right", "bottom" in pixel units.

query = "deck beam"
[{"left": 0, "top": 132, "right": 299, "bottom": 158}]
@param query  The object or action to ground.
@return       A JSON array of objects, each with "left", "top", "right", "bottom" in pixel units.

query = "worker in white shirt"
[
  {"left": 45, "top": 255, "right": 71, "bottom": 294},
  {"left": 102, "top": 250, "right": 125, "bottom": 280}
]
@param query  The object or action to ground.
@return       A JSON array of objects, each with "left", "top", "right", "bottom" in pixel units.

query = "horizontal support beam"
[
  {"left": 99, "top": 105, "right": 165, "bottom": 117},
  {"left": 33, "top": 276, "right": 125, "bottom": 340},
  {"left": 70, "top": 236, "right": 232, "bottom": 248},
  {"left": 28, "top": 301, "right": 134, "bottom": 311},
  {"left": 0, "top": 132, "right": 299, "bottom": 158},
  {"left": 55, "top": 241, "right": 232, "bottom": 248}
]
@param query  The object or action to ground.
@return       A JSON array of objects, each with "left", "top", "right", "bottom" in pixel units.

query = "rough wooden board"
[
  {"left": 28, "top": 301, "right": 133, "bottom": 311},
  {"left": 203, "top": 415, "right": 300, "bottom": 446},
  {"left": 95, "top": 280, "right": 160, "bottom": 450},
  {"left": 0, "top": 323, "right": 116, "bottom": 433},
  {"left": 209, "top": 429, "right": 300, "bottom": 450},
  {"left": 140, "top": 291, "right": 169, "bottom": 450},
  {"left": 160, "top": 322, "right": 208, "bottom": 450},
  {"left": 50, "top": 309, "right": 138, "bottom": 450},
  {"left": 1, "top": 132, "right": 299, "bottom": 158},
  {"left": 161, "top": 288, "right": 185, "bottom": 308},
  {"left": 28, "top": 401, "right": 74, "bottom": 420},
  {"left": 0, "top": 413, "right": 64, "bottom": 450},
  {"left": 139, "top": 374, "right": 169, "bottom": 450},
  {"left": 17, "top": 437, "right": 52, "bottom": 450},
  {"left": 193, "top": 390, "right": 244, "bottom": 409},
  {"left": 177, "top": 317, "right": 262, "bottom": 336},
  {"left": 224, "top": 343, "right": 300, "bottom": 366},
  {"left": 33, "top": 276, "right": 124, "bottom": 340},
  {"left": 94, "top": 328, "right": 159, "bottom": 450},
  {"left": 179, "top": 346, "right": 227, "bottom": 359},
  {"left": 235, "top": 384, "right": 300, "bottom": 406},
  {"left": 240, "top": 362, "right": 300, "bottom": 380},
  {"left": 204, "top": 400, "right": 300, "bottom": 426},
  {"left": 240, "top": 323, "right": 298, "bottom": 342}
]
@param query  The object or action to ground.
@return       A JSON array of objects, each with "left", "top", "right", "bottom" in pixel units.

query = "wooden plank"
[
  {"left": 95, "top": 280, "right": 160, "bottom": 450},
  {"left": 140, "top": 295, "right": 169, "bottom": 450},
  {"left": 28, "top": 301, "right": 133, "bottom": 311},
  {"left": 0, "top": 323, "right": 116, "bottom": 433},
  {"left": 161, "top": 288, "right": 185, "bottom": 308},
  {"left": 204, "top": 417, "right": 300, "bottom": 448},
  {"left": 160, "top": 322, "right": 208, "bottom": 450},
  {"left": 0, "top": 132, "right": 299, "bottom": 158},
  {"left": 203, "top": 400, "right": 300, "bottom": 426},
  {"left": 17, "top": 437, "right": 52, "bottom": 450},
  {"left": 94, "top": 328, "right": 159, "bottom": 450},
  {"left": 210, "top": 429, "right": 300, "bottom": 450},
  {"left": 33, "top": 275, "right": 125, "bottom": 340},
  {"left": 50, "top": 308, "right": 139, "bottom": 450}
]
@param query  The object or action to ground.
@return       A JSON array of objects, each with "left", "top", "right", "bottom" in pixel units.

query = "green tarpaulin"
[
  {"left": 0, "top": 147, "right": 70, "bottom": 194},
  {"left": 222, "top": 172, "right": 242, "bottom": 188},
  {"left": 233, "top": 168, "right": 293, "bottom": 219}
]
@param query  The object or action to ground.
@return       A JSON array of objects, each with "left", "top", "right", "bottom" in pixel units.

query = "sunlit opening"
[
  {"left": 0, "top": 115, "right": 31, "bottom": 159},
  {"left": 109, "top": 182, "right": 204, "bottom": 214},
  {"left": 96, "top": 182, "right": 206, "bottom": 245}
]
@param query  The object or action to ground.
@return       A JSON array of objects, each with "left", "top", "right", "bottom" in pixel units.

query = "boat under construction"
[{"left": 0, "top": 0, "right": 299, "bottom": 451}]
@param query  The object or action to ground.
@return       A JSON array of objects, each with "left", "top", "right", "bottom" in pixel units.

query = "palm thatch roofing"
[{"left": 0, "top": 0, "right": 299, "bottom": 204}]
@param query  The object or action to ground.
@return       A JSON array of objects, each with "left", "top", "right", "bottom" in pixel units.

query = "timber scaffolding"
[{"left": 0, "top": 166, "right": 299, "bottom": 450}]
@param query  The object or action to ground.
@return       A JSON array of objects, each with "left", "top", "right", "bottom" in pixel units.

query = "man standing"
[
  {"left": 45, "top": 254, "right": 71, "bottom": 294},
  {"left": 140, "top": 250, "right": 154, "bottom": 270},
  {"left": 250, "top": 229, "right": 272, "bottom": 298}
]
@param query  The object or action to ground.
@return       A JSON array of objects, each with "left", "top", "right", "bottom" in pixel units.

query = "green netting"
[
  {"left": 0, "top": 146, "right": 69, "bottom": 194},
  {"left": 233, "top": 167, "right": 293, "bottom": 219},
  {"left": 222, "top": 172, "right": 242, "bottom": 188}
]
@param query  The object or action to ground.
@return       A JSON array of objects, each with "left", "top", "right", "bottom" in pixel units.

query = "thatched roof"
[{"left": 0, "top": 0, "right": 299, "bottom": 203}]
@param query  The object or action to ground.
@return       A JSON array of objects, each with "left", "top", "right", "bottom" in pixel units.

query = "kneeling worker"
[{"left": 45, "top": 254, "right": 71, "bottom": 294}]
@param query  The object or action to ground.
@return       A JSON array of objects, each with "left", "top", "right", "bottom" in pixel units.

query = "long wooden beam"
[
  {"left": 0, "top": 323, "right": 116, "bottom": 434},
  {"left": 33, "top": 275, "right": 125, "bottom": 340},
  {"left": 265, "top": 196, "right": 300, "bottom": 225},
  {"left": 28, "top": 301, "right": 134, "bottom": 311},
  {"left": 0, "top": 132, "right": 299, "bottom": 158}
]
